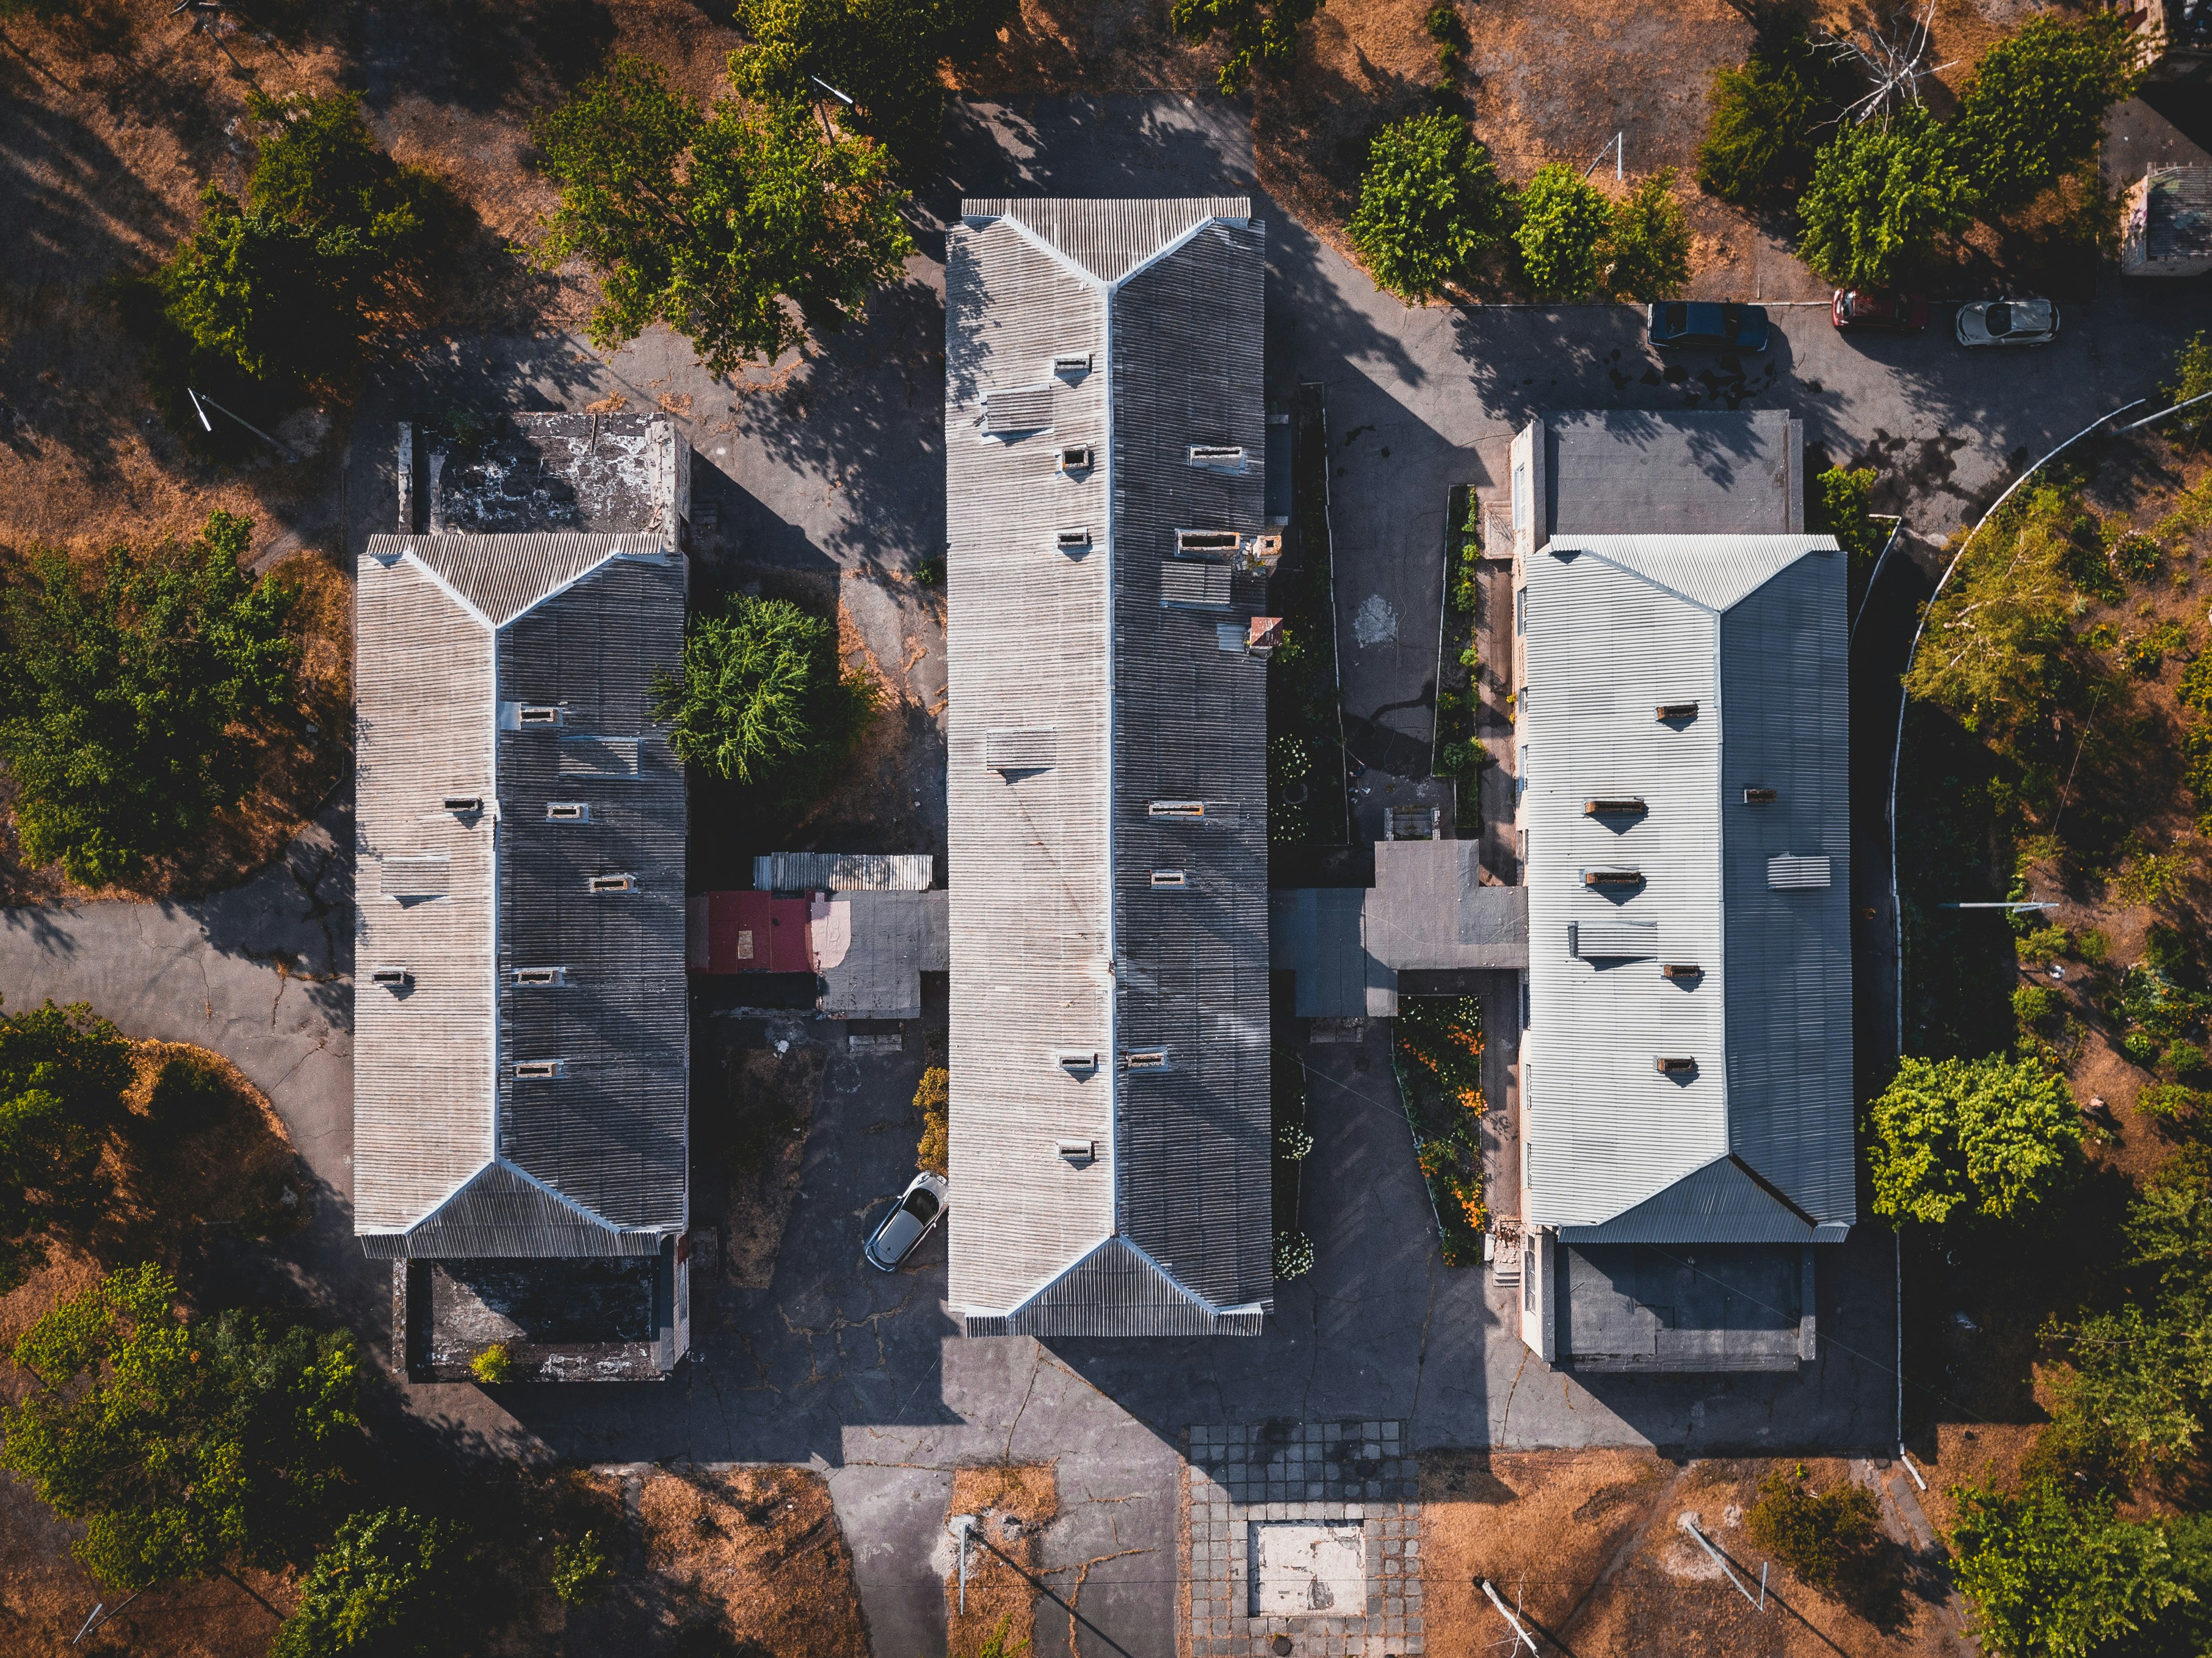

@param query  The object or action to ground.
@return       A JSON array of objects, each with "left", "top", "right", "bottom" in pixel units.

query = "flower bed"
[
  {"left": 1391, "top": 996, "right": 1487, "bottom": 1265},
  {"left": 1431, "top": 486, "right": 1487, "bottom": 823}
]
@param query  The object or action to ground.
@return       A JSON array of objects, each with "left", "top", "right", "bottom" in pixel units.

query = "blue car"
[{"left": 1646, "top": 301, "right": 1771, "bottom": 354}]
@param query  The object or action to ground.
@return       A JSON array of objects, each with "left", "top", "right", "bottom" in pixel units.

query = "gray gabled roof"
[
  {"left": 354, "top": 533, "right": 687, "bottom": 1259},
  {"left": 1521, "top": 529, "right": 1853, "bottom": 1244},
  {"left": 944, "top": 199, "right": 1273, "bottom": 1332}
]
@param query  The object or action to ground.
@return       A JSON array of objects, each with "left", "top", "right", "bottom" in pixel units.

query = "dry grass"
[
  {"left": 1421, "top": 1450, "right": 1957, "bottom": 1657},
  {"left": 636, "top": 1467, "right": 872, "bottom": 1656},
  {"left": 945, "top": 1463, "right": 1059, "bottom": 1658}
]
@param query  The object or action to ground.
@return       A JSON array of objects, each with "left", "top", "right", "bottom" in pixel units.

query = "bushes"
[
  {"left": 1600, "top": 169, "right": 1691, "bottom": 300},
  {"left": 2162, "top": 332, "right": 2212, "bottom": 449},
  {"left": 470, "top": 1343, "right": 515, "bottom": 1384},
  {"left": 1697, "top": 31, "right": 1858, "bottom": 206},
  {"left": 1809, "top": 465, "right": 1885, "bottom": 572},
  {"left": 532, "top": 56, "right": 915, "bottom": 374},
  {"left": 271, "top": 1507, "right": 466, "bottom": 1658},
  {"left": 0, "top": 511, "right": 299, "bottom": 884},
  {"left": 550, "top": 1530, "right": 614, "bottom": 1604},
  {"left": 0, "top": 1000, "right": 132, "bottom": 1290},
  {"left": 1169, "top": 0, "right": 1322, "bottom": 95},
  {"left": 914, "top": 1065, "right": 948, "bottom": 1176},
  {"left": 1951, "top": 1478, "right": 2196, "bottom": 1658},
  {"left": 652, "top": 594, "right": 878, "bottom": 802},
  {"left": 1951, "top": 13, "right": 2136, "bottom": 216},
  {"left": 1796, "top": 106, "right": 1975, "bottom": 289},
  {"left": 1511, "top": 164, "right": 1612, "bottom": 300},
  {"left": 1273, "top": 1229, "right": 1314, "bottom": 1280},
  {"left": 1864, "top": 1051, "right": 2082, "bottom": 1227},
  {"left": 1346, "top": 114, "right": 1508, "bottom": 301},
  {"left": 1746, "top": 1465, "right": 1880, "bottom": 1592}
]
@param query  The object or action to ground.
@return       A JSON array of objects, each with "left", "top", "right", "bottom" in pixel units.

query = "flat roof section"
[{"left": 1537, "top": 409, "right": 1806, "bottom": 539}]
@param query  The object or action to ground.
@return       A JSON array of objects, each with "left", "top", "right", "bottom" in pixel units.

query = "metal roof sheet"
[
  {"left": 1559, "top": 534, "right": 1833, "bottom": 613},
  {"left": 961, "top": 197, "right": 1254, "bottom": 283},
  {"left": 752, "top": 852, "right": 935, "bottom": 892}
]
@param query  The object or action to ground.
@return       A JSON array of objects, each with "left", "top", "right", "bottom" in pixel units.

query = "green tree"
[
  {"left": 1744, "top": 1464, "right": 1880, "bottom": 1591},
  {"left": 270, "top": 1507, "right": 466, "bottom": 1658},
  {"left": 2161, "top": 331, "right": 2212, "bottom": 449},
  {"left": 651, "top": 594, "right": 877, "bottom": 798},
  {"left": 1695, "top": 31, "right": 1858, "bottom": 206},
  {"left": 1902, "top": 485, "right": 2081, "bottom": 743},
  {"left": 1952, "top": 14, "right": 2136, "bottom": 216},
  {"left": 1808, "top": 464, "right": 1885, "bottom": 571},
  {"left": 244, "top": 90, "right": 445, "bottom": 266},
  {"left": 158, "top": 186, "right": 360, "bottom": 388},
  {"left": 1600, "top": 169, "right": 1691, "bottom": 300},
  {"left": 2043, "top": 1303, "right": 2212, "bottom": 1483},
  {"left": 530, "top": 57, "right": 915, "bottom": 376},
  {"left": 1344, "top": 114, "right": 1508, "bottom": 301},
  {"left": 1796, "top": 107, "right": 1975, "bottom": 289},
  {"left": 1950, "top": 1479, "right": 2196, "bottom": 1658},
  {"left": 0, "top": 999, "right": 132, "bottom": 1289},
  {"left": 0, "top": 1263, "right": 362, "bottom": 1593},
  {"left": 0, "top": 511, "right": 299, "bottom": 885},
  {"left": 1865, "top": 1052, "right": 2082, "bottom": 1227},
  {"left": 731, "top": 0, "right": 1015, "bottom": 167},
  {"left": 1512, "top": 163, "right": 1612, "bottom": 300},
  {"left": 1169, "top": 0, "right": 1322, "bottom": 95}
]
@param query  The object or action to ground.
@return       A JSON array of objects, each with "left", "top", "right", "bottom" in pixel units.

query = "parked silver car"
[
  {"left": 863, "top": 1170, "right": 949, "bottom": 1271},
  {"left": 1956, "top": 298, "right": 2060, "bottom": 347}
]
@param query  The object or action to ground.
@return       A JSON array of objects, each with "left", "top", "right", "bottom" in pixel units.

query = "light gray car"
[
  {"left": 1956, "top": 298, "right": 2060, "bottom": 347},
  {"left": 863, "top": 1170, "right": 949, "bottom": 1271}
]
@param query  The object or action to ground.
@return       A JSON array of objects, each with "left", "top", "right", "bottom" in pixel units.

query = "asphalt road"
[{"left": 9, "top": 92, "right": 2212, "bottom": 1657}]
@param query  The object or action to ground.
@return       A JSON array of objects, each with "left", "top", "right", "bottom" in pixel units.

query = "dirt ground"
[
  {"left": 1421, "top": 1450, "right": 1965, "bottom": 1657},
  {"left": 943, "top": 1463, "right": 1060, "bottom": 1658},
  {"left": 706, "top": 1040, "right": 827, "bottom": 1292}
]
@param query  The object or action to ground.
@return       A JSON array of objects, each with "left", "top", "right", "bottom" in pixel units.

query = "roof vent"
[
  {"left": 1768, "top": 854, "right": 1833, "bottom": 890},
  {"left": 1051, "top": 352, "right": 1092, "bottom": 376},
  {"left": 1583, "top": 868, "right": 1644, "bottom": 888},
  {"left": 1246, "top": 617, "right": 1283, "bottom": 656},
  {"left": 1660, "top": 963, "right": 1703, "bottom": 981},
  {"left": 1743, "top": 787, "right": 1779, "bottom": 804},
  {"left": 1246, "top": 534, "right": 1285, "bottom": 572},
  {"left": 1655, "top": 702, "right": 1699, "bottom": 722},
  {"left": 513, "top": 1060, "right": 567, "bottom": 1080},
  {"left": 1150, "top": 869, "right": 1188, "bottom": 887},
  {"left": 985, "top": 727, "right": 1057, "bottom": 773},
  {"left": 560, "top": 735, "right": 640, "bottom": 777},
  {"left": 1176, "top": 529, "right": 1240, "bottom": 554},
  {"left": 369, "top": 966, "right": 411, "bottom": 988},
  {"left": 1056, "top": 446, "right": 1092, "bottom": 473},
  {"left": 1655, "top": 1056, "right": 1697, "bottom": 1076},
  {"left": 513, "top": 967, "right": 568, "bottom": 987},
  {"left": 1056, "top": 1137, "right": 1097, "bottom": 1162},
  {"left": 1160, "top": 561, "right": 1234, "bottom": 610},
  {"left": 443, "top": 796, "right": 483, "bottom": 814},
  {"left": 379, "top": 855, "right": 451, "bottom": 900},
  {"left": 982, "top": 385, "right": 1054, "bottom": 434},
  {"left": 1187, "top": 445, "right": 1247, "bottom": 470},
  {"left": 1583, "top": 798, "right": 1646, "bottom": 818},
  {"left": 518, "top": 705, "right": 564, "bottom": 726},
  {"left": 1056, "top": 1050, "right": 1099, "bottom": 1074},
  {"left": 589, "top": 874, "right": 637, "bottom": 893},
  {"left": 546, "top": 802, "right": 591, "bottom": 823},
  {"left": 1123, "top": 1049, "right": 1169, "bottom": 1070},
  {"left": 1148, "top": 800, "right": 1206, "bottom": 818}
]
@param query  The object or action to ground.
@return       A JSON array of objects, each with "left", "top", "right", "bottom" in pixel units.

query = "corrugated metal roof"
[
  {"left": 1523, "top": 523, "right": 1852, "bottom": 1241},
  {"left": 982, "top": 384, "right": 1056, "bottom": 433},
  {"left": 946, "top": 200, "right": 1272, "bottom": 1331},
  {"left": 1159, "top": 559, "right": 1235, "bottom": 609},
  {"left": 354, "top": 533, "right": 687, "bottom": 1258},
  {"left": 2145, "top": 166, "right": 2212, "bottom": 263},
  {"left": 751, "top": 852, "right": 935, "bottom": 892},
  {"left": 1560, "top": 534, "right": 1833, "bottom": 614}
]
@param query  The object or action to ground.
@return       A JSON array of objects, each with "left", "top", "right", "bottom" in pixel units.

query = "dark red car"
[{"left": 1832, "top": 289, "right": 1930, "bottom": 332}]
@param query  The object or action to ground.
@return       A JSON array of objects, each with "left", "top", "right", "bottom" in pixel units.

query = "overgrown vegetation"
[
  {"left": 0, "top": 1262, "right": 363, "bottom": 1594},
  {"left": 0, "top": 510, "right": 300, "bottom": 884},
  {"left": 551, "top": 1529, "right": 615, "bottom": 1605},
  {"left": 1267, "top": 401, "right": 1347, "bottom": 849},
  {"left": 1949, "top": 12, "right": 2137, "bottom": 217},
  {"left": 531, "top": 55, "right": 915, "bottom": 376},
  {"left": 1865, "top": 1051, "right": 2083, "bottom": 1227},
  {"left": 1795, "top": 106, "right": 1974, "bottom": 290},
  {"left": 1346, "top": 113, "right": 1507, "bottom": 302},
  {"left": 0, "top": 998, "right": 132, "bottom": 1290},
  {"left": 653, "top": 592, "right": 879, "bottom": 804},
  {"left": 1432, "top": 487, "right": 1487, "bottom": 804},
  {"left": 271, "top": 1507, "right": 468, "bottom": 1658},
  {"left": 1695, "top": 29, "right": 1858, "bottom": 207},
  {"left": 1600, "top": 169, "right": 1691, "bottom": 301},
  {"left": 1808, "top": 463, "right": 1885, "bottom": 573},
  {"left": 1391, "top": 998, "right": 1485, "bottom": 1266},
  {"left": 1745, "top": 1464, "right": 1882, "bottom": 1594},
  {"left": 915, "top": 1064, "right": 948, "bottom": 1176},
  {"left": 1169, "top": 0, "right": 1322, "bottom": 96}
]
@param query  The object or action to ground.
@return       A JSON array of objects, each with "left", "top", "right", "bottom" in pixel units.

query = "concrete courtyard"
[{"left": 5, "top": 94, "right": 2212, "bottom": 1656}]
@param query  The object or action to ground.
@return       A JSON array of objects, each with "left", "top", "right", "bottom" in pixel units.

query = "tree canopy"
[
  {"left": 530, "top": 56, "right": 915, "bottom": 376},
  {"left": 1808, "top": 463, "right": 1885, "bottom": 571},
  {"left": 651, "top": 593, "right": 878, "bottom": 798},
  {"left": 1952, "top": 13, "right": 2136, "bottom": 216},
  {"left": 1600, "top": 170, "right": 1692, "bottom": 300},
  {"left": 1951, "top": 1479, "right": 2198, "bottom": 1658},
  {"left": 1695, "top": 30, "right": 1858, "bottom": 206},
  {"left": 270, "top": 1507, "right": 467, "bottom": 1658},
  {"left": 1345, "top": 114, "right": 1507, "bottom": 302},
  {"left": 0, "top": 999, "right": 132, "bottom": 1290},
  {"left": 1796, "top": 106, "right": 1975, "bottom": 289},
  {"left": 1169, "top": 0, "right": 1322, "bottom": 95},
  {"left": 1865, "top": 1051, "right": 2082, "bottom": 1227},
  {"left": 1512, "top": 163, "right": 1612, "bottom": 300},
  {"left": 0, "top": 511, "right": 299, "bottom": 885},
  {"left": 730, "top": 0, "right": 1015, "bottom": 167},
  {"left": 0, "top": 1263, "right": 362, "bottom": 1593}
]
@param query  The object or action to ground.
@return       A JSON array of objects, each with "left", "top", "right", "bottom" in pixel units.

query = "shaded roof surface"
[
  {"left": 1543, "top": 410, "right": 1804, "bottom": 537},
  {"left": 1520, "top": 531, "right": 1853, "bottom": 1245},
  {"left": 944, "top": 198, "right": 1272, "bottom": 1333},
  {"left": 355, "top": 532, "right": 687, "bottom": 1259}
]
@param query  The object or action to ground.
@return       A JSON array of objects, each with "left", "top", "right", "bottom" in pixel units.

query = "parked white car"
[
  {"left": 1956, "top": 298, "right": 2060, "bottom": 347},
  {"left": 863, "top": 1170, "right": 949, "bottom": 1271}
]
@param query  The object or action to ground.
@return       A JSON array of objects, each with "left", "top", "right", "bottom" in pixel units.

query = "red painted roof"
[{"left": 684, "top": 891, "right": 813, "bottom": 974}]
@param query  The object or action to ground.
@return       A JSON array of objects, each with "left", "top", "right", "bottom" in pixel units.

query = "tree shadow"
[{"left": 351, "top": 0, "right": 615, "bottom": 118}]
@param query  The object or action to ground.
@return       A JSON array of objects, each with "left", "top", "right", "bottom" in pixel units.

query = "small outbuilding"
[{"left": 2122, "top": 165, "right": 2212, "bottom": 277}]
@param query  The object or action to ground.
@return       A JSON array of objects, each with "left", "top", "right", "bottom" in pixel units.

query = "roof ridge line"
[
  {"left": 396, "top": 548, "right": 495, "bottom": 631},
  {"left": 491, "top": 1155, "right": 633, "bottom": 1235}
]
